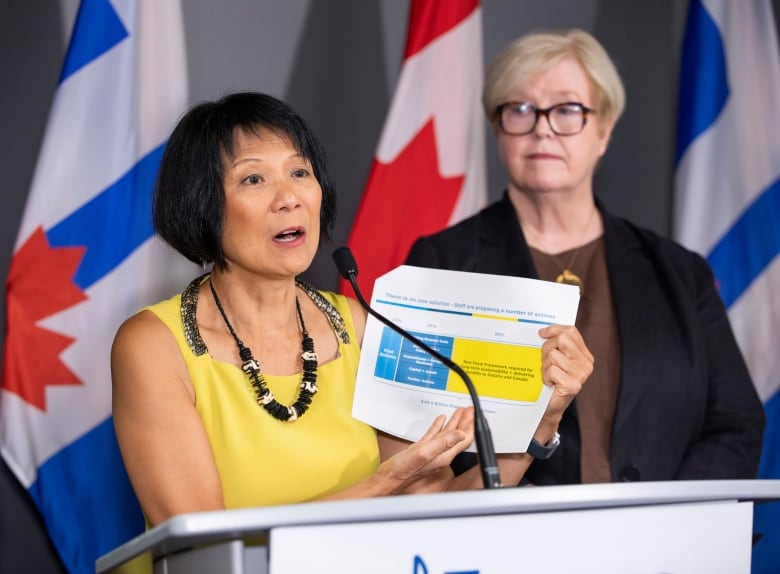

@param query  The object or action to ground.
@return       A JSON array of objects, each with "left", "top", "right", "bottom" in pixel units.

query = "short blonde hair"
[{"left": 483, "top": 29, "right": 625, "bottom": 128}]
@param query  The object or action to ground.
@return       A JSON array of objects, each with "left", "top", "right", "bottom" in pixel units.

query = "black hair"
[{"left": 153, "top": 91, "right": 336, "bottom": 269}]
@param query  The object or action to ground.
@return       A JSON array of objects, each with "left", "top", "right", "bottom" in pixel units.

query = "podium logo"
[{"left": 414, "top": 555, "right": 479, "bottom": 574}]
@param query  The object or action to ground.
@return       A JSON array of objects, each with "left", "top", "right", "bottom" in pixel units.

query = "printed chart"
[{"left": 353, "top": 265, "right": 580, "bottom": 453}]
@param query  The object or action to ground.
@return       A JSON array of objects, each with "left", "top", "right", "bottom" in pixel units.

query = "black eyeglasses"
[{"left": 495, "top": 102, "right": 596, "bottom": 136}]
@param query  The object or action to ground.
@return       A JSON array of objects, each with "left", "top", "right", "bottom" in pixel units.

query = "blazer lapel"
[
  {"left": 474, "top": 192, "right": 538, "bottom": 278},
  {"left": 603, "top": 213, "right": 656, "bottom": 435}
]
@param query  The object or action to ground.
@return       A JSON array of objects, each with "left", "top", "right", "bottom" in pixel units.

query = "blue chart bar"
[
  {"left": 374, "top": 327, "right": 454, "bottom": 390},
  {"left": 375, "top": 329, "right": 402, "bottom": 380}
]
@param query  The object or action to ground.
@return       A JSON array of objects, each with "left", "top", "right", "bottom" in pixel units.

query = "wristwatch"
[{"left": 527, "top": 432, "right": 560, "bottom": 460}]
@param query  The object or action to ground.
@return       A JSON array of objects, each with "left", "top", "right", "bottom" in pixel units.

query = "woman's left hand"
[
  {"left": 375, "top": 407, "right": 475, "bottom": 494},
  {"left": 538, "top": 324, "right": 594, "bottom": 421}
]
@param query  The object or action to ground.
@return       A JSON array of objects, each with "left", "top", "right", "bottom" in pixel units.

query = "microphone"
[{"left": 333, "top": 246, "right": 502, "bottom": 489}]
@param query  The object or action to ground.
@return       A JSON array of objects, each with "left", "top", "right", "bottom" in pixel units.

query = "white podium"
[{"left": 96, "top": 480, "right": 780, "bottom": 574}]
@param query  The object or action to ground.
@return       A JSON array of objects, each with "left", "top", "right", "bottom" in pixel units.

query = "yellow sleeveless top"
[{"left": 145, "top": 276, "right": 380, "bottom": 509}]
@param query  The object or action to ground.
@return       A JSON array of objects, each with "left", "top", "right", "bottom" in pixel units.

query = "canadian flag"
[{"left": 341, "top": 0, "right": 487, "bottom": 299}]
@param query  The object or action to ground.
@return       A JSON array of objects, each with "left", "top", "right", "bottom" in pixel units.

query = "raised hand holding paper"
[{"left": 354, "top": 265, "right": 580, "bottom": 452}]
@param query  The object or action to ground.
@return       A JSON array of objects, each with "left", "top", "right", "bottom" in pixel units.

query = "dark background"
[{"left": 1, "top": 1, "right": 779, "bottom": 571}]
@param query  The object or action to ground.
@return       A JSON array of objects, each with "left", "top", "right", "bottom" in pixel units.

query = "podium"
[{"left": 96, "top": 479, "right": 780, "bottom": 574}]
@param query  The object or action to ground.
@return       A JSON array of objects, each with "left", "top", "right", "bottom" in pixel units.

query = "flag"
[
  {"left": 0, "top": 0, "right": 197, "bottom": 572},
  {"left": 673, "top": 0, "right": 780, "bottom": 572},
  {"left": 341, "top": 0, "right": 487, "bottom": 299}
]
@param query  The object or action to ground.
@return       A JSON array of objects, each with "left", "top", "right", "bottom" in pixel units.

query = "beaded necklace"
[{"left": 209, "top": 280, "right": 318, "bottom": 422}]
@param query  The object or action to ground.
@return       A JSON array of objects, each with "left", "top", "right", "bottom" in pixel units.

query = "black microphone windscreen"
[{"left": 332, "top": 247, "right": 359, "bottom": 279}]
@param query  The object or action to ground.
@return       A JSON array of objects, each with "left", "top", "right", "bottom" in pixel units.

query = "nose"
[
  {"left": 272, "top": 180, "right": 301, "bottom": 212},
  {"left": 532, "top": 110, "right": 554, "bottom": 138}
]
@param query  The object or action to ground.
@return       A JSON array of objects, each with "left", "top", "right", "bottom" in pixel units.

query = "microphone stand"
[{"left": 333, "top": 247, "right": 502, "bottom": 489}]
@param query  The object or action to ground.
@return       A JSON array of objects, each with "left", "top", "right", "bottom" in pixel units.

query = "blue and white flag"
[
  {"left": 674, "top": 0, "right": 780, "bottom": 572},
  {"left": 0, "top": 1, "right": 196, "bottom": 572}
]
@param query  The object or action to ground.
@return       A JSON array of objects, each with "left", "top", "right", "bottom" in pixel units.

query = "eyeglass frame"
[{"left": 494, "top": 101, "right": 597, "bottom": 136}]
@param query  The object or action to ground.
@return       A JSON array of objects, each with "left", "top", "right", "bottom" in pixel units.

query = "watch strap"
[{"left": 527, "top": 431, "right": 560, "bottom": 460}]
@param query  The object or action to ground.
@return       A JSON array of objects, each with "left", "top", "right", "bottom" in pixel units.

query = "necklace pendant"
[{"left": 555, "top": 268, "right": 583, "bottom": 293}]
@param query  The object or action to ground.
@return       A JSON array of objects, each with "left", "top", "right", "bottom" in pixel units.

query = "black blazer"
[{"left": 406, "top": 192, "right": 765, "bottom": 483}]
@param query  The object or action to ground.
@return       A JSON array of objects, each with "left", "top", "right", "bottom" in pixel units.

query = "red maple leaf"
[
  {"left": 345, "top": 119, "right": 464, "bottom": 299},
  {"left": 2, "top": 227, "right": 87, "bottom": 411}
]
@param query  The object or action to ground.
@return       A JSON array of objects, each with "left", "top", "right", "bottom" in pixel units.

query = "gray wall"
[{"left": 1, "top": 1, "right": 778, "bottom": 571}]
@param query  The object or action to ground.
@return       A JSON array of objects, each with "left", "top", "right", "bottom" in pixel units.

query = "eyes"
[
  {"left": 496, "top": 101, "right": 593, "bottom": 136},
  {"left": 242, "top": 174, "right": 263, "bottom": 185},
  {"left": 239, "top": 166, "right": 313, "bottom": 186}
]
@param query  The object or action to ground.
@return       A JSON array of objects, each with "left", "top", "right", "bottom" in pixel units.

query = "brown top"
[{"left": 530, "top": 236, "right": 621, "bottom": 483}]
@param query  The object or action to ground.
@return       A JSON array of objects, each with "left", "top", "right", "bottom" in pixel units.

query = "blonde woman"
[{"left": 407, "top": 29, "right": 765, "bottom": 484}]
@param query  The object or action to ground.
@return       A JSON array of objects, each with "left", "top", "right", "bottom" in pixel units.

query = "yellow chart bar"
[{"left": 447, "top": 338, "right": 543, "bottom": 402}]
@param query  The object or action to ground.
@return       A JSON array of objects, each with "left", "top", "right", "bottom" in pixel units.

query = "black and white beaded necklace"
[{"left": 209, "top": 280, "right": 318, "bottom": 422}]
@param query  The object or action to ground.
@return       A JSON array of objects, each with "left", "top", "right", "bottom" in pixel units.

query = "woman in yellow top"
[{"left": 111, "top": 91, "right": 594, "bottom": 527}]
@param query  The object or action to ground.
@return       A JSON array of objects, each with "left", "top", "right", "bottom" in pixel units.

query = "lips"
[
  {"left": 273, "top": 226, "right": 306, "bottom": 244},
  {"left": 527, "top": 152, "right": 561, "bottom": 160}
]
